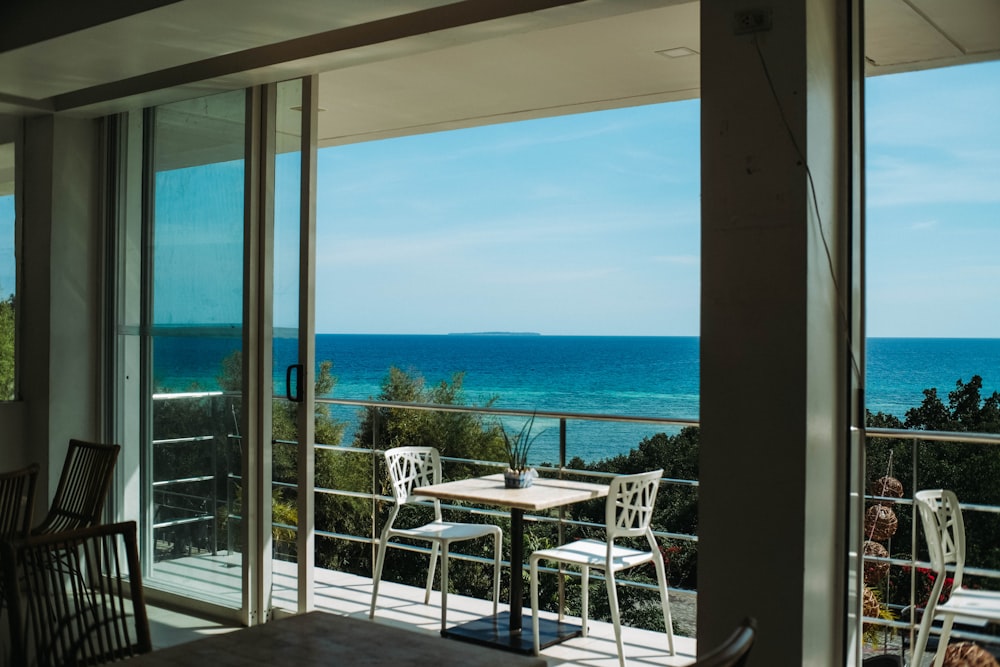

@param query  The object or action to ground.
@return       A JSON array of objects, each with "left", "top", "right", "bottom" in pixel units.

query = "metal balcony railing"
[
  {"left": 149, "top": 391, "right": 1000, "bottom": 655},
  {"left": 859, "top": 427, "right": 1000, "bottom": 657}
]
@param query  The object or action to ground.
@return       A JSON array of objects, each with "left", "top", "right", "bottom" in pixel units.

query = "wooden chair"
[
  {"left": 912, "top": 489, "right": 1000, "bottom": 667},
  {"left": 694, "top": 618, "right": 756, "bottom": 667},
  {"left": 369, "top": 446, "right": 502, "bottom": 633},
  {"left": 0, "top": 463, "right": 39, "bottom": 541},
  {"left": 33, "top": 439, "right": 120, "bottom": 535},
  {"left": 0, "top": 463, "right": 40, "bottom": 625},
  {"left": 529, "top": 469, "right": 674, "bottom": 667},
  {"left": 1, "top": 520, "right": 152, "bottom": 666}
]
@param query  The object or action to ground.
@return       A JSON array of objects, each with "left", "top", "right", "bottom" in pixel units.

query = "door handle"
[{"left": 286, "top": 364, "right": 304, "bottom": 403}]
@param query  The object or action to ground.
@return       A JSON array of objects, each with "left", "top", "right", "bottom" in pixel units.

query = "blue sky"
[
  {"left": 314, "top": 100, "right": 701, "bottom": 336},
  {"left": 311, "top": 59, "right": 999, "bottom": 337},
  {"left": 152, "top": 59, "right": 1000, "bottom": 338},
  {"left": 865, "top": 61, "right": 1000, "bottom": 338},
  {"left": 0, "top": 195, "right": 13, "bottom": 299}
]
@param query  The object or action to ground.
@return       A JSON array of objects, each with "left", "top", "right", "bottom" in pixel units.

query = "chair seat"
[
  {"left": 938, "top": 587, "right": 1000, "bottom": 621},
  {"left": 532, "top": 538, "right": 655, "bottom": 572},
  {"left": 391, "top": 520, "right": 500, "bottom": 543}
]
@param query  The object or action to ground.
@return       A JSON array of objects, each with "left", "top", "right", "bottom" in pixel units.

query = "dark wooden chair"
[
  {"left": 0, "top": 463, "right": 39, "bottom": 541},
  {"left": 1, "top": 462, "right": 40, "bottom": 625},
  {"left": 1, "top": 520, "right": 152, "bottom": 666},
  {"left": 33, "top": 439, "right": 120, "bottom": 535},
  {"left": 695, "top": 618, "right": 756, "bottom": 667}
]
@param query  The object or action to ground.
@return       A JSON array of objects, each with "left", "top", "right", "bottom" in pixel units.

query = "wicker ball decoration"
[
  {"left": 870, "top": 476, "right": 904, "bottom": 503},
  {"left": 863, "top": 540, "right": 891, "bottom": 585},
  {"left": 865, "top": 504, "right": 899, "bottom": 542},
  {"left": 862, "top": 586, "right": 880, "bottom": 631},
  {"left": 942, "top": 642, "right": 1000, "bottom": 667}
]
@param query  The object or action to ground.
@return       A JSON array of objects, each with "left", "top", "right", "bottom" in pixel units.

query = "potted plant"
[{"left": 500, "top": 413, "right": 542, "bottom": 488}]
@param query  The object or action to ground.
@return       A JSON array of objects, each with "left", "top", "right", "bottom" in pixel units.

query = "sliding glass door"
[
  {"left": 137, "top": 78, "right": 317, "bottom": 621},
  {"left": 269, "top": 77, "right": 317, "bottom": 615},
  {"left": 145, "top": 89, "right": 248, "bottom": 611}
]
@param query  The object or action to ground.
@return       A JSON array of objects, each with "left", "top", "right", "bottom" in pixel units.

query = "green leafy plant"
[{"left": 500, "top": 412, "right": 543, "bottom": 471}]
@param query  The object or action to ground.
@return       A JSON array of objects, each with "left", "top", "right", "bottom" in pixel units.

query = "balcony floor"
[{"left": 147, "top": 553, "right": 697, "bottom": 666}]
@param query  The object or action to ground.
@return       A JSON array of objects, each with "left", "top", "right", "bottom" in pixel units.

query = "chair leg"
[
  {"left": 651, "top": 549, "right": 675, "bottom": 655},
  {"left": 580, "top": 566, "right": 589, "bottom": 637},
  {"left": 369, "top": 537, "right": 390, "bottom": 619},
  {"left": 605, "top": 568, "right": 626, "bottom": 667},
  {"left": 492, "top": 530, "right": 501, "bottom": 617},
  {"left": 911, "top": 606, "right": 936, "bottom": 667},
  {"left": 425, "top": 541, "right": 440, "bottom": 605},
  {"left": 530, "top": 556, "right": 542, "bottom": 656},
  {"left": 932, "top": 616, "right": 956, "bottom": 667},
  {"left": 439, "top": 543, "right": 449, "bottom": 634}
]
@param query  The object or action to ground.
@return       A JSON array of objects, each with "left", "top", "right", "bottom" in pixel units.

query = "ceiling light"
[{"left": 655, "top": 47, "right": 698, "bottom": 59}]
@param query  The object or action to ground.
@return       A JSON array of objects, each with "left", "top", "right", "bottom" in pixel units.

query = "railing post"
[
  {"left": 909, "top": 435, "right": 919, "bottom": 655},
  {"left": 557, "top": 418, "right": 567, "bottom": 615},
  {"left": 371, "top": 408, "right": 381, "bottom": 573}
]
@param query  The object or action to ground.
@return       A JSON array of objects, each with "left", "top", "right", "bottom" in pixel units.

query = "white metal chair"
[
  {"left": 529, "top": 469, "right": 674, "bottom": 667},
  {"left": 912, "top": 489, "right": 1000, "bottom": 667},
  {"left": 369, "top": 446, "right": 502, "bottom": 633}
]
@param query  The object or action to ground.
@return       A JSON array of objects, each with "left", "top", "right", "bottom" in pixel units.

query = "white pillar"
[{"left": 698, "top": 1, "right": 864, "bottom": 664}]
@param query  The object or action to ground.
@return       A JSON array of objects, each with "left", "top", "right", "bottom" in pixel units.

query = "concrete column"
[
  {"left": 22, "top": 115, "right": 102, "bottom": 503},
  {"left": 698, "top": 1, "right": 863, "bottom": 664}
]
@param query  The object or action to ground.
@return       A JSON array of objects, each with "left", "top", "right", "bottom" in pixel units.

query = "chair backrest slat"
[
  {"left": 606, "top": 469, "right": 663, "bottom": 540},
  {"left": 0, "top": 463, "right": 39, "bottom": 540},
  {"left": 385, "top": 447, "right": 440, "bottom": 504},
  {"left": 915, "top": 488, "right": 967, "bottom": 590},
  {"left": 34, "top": 439, "right": 120, "bottom": 535}
]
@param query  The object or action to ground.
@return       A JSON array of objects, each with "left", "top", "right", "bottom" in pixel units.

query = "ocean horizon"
[{"left": 153, "top": 334, "right": 1000, "bottom": 463}]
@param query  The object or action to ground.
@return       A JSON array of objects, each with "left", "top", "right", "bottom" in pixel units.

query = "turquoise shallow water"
[{"left": 153, "top": 335, "right": 1000, "bottom": 464}]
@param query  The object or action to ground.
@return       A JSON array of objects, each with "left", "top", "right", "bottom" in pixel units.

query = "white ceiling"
[{"left": 0, "top": 0, "right": 998, "bottom": 150}]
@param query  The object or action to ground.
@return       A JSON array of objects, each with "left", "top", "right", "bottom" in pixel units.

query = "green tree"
[
  {"left": 866, "top": 375, "right": 1000, "bottom": 605},
  {"left": 215, "top": 350, "right": 348, "bottom": 561},
  {"left": 334, "top": 367, "right": 508, "bottom": 596},
  {"left": 0, "top": 294, "right": 15, "bottom": 400}
]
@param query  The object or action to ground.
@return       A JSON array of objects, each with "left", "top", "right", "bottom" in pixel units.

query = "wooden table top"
[
  {"left": 414, "top": 473, "right": 608, "bottom": 511},
  {"left": 129, "top": 611, "right": 547, "bottom": 666}
]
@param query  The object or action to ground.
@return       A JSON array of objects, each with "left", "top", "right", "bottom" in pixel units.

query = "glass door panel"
[
  {"left": 271, "top": 78, "right": 304, "bottom": 611},
  {"left": 146, "top": 89, "right": 247, "bottom": 609}
]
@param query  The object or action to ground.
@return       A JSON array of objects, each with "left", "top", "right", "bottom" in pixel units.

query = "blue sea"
[{"left": 152, "top": 335, "right": 1000, "bottom": 464}]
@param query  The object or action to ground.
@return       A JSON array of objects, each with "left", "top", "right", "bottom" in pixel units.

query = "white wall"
[{"left": 19, "top": 114, "right": 103, "bottom": 510}]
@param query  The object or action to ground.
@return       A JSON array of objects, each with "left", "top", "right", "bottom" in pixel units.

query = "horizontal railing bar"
[
  {"left": 152, "top": 435, "right": 215, "bottom": 445},
  {"left": 861, "top": 426, "right": 1000, "bottom": 445},
  {"left": 153, "top": 391, "right": 224, "bottom": 400},
  {"left": 153, "top": 475, "right": 214, "bottom": 486},
  {"left": 153, "top": 515, "right": 215, "bottom": 529},
  {"left": 318, "top": 396, "right": 698, "bottom": 428}
]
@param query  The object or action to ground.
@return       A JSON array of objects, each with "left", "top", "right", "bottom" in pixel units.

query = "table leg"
[
  {"left": 509, "top": 508, "right": 524, "bottom": 633},
  {"left": 439, "top": 502, "right": 582, "bottom": 653}
]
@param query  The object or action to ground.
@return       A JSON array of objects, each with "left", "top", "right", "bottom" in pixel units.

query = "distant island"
[{"left": 447, "top": 331, "right": 541, "bottom": 336}]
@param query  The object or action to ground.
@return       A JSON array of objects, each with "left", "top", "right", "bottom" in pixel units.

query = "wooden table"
[
  {"left": 414, "top": 473, "right": 609, "bottom": 654},
  {"left": 126, "top": 611, "right": 546, "bottom": 666}
]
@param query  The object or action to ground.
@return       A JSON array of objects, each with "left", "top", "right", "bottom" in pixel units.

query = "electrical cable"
[{"left": 750, "top": 32, "right": 864, "bottom": 388}]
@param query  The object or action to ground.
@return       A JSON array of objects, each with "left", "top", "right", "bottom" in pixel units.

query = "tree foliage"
[
  {"left": 866, "top": 375, "right": 1000, "bottom": 606},
  {"left": 326, "top": 367, "right": 508, "bottom": 589},
  {"left": 0, "top": 294, "right": 15, "bottom": 400}
]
